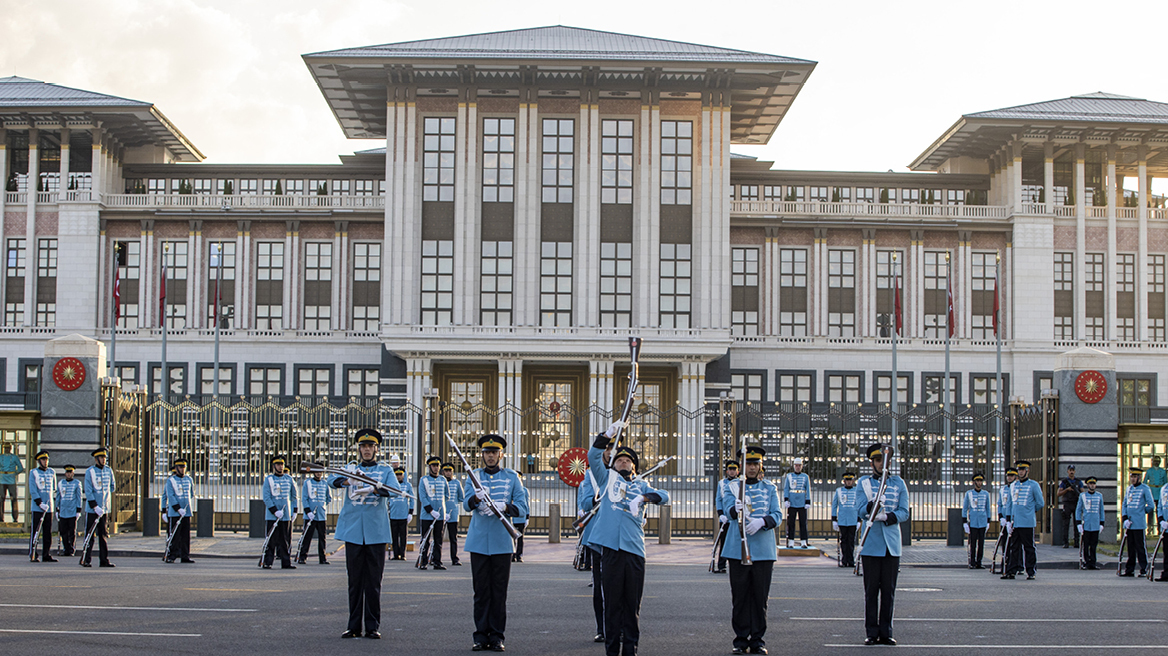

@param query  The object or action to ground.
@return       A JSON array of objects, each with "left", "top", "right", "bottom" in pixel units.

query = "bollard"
[
  {"left": 659, "top": 504, "right": 672, "bottom": 545},
  {"left": 196, "top": 499, "right": 215, "bottom": 538},
  {"left": 548, "top": 503, "right": 561, "bottom": 543},
  {"left": 901, "top": 508, "right": 912, "bottom": 547},
  {"left": 249, "top": 499, "right": 266, "bottom": 538},
  {"left": 947, "top": 507, "right": 964, "bottom": 547},
  {"left": 143, "top": 497, "right": 160, "bottom": 537}
]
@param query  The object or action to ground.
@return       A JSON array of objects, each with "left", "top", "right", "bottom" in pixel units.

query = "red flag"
[
  {"left": 992, "top": 260, "right": 1000, "bottom": 337},
  {"left": 893, "top": 266, "right": 903, "bottom": 337},
  {"left": 159, "top": 252, "right": 167, "bottom": 328},
  {"left": 946, "top": 270, "right": 955, "bottom": 339}
]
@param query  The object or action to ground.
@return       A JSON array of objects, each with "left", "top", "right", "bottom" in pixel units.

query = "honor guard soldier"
[
  {"left": 418, "top": 455, "right": 448, "bottom": 570},
  {"left": 996, "top": 467, "right": 1016, "bottom": 569},
  {"left": 579, "top": 441, "right": 613, "bottom": 643},
  {"left": 55, "top": 464, "right": 83, "bottom": 556},
  {"left": 1003, "top": 460, "right": 1043, "bottom": 580},
  {"left": 1157, "top": 484, "right": 1168, "bottom": 581},
  {"left": 1120, "top": 466, "right": 1156, "bottom": 577},
  {"left": 28, "top": 450, "right": 56, "bottom": 562},
  {"left": 962, "top": 473, "right": 990, "bottom": 569},
  {"left": 721, "top": 446, "right": 781, "bottom": 655},
  {"left": 588, "top": 421, "right": 670, "bottom": 656},
  {"left": 463, "top": 434, "right": 528, "bottom": 652},
  {"left": 1075, "top": 476, "right": 1105, "bottom": 569},
  {"left": 298, "top": 463, "right": 332, "bottom": 565},
  {"left": 82, "top": 447, "right": 116, "bottom": 567},
  {"left": 511, "top": 471, "right": 529, "bottom": 563},
  {"left": 262, "top": 455, "right": 298, "bottom": 570},
  {"left": 783, "top": 458, "right": 812, "bottom": 548},
  {"left": 832, "top": 472, "right": 859, "bottom": 568},
  {"left": 329, "top": 428, "right": 398, "bottom": 639},
  {"left": 714, "top": 460, "right": 739, "bottom": 573},
  {"left": 163, "top": 458, "right": 195, "bottom": 563},
  {"left": 854, "top": 443, "right": 909, "bottom": 646},
  {"left": 388, "top": 465, "right": 414, "bottom": 560},
  {"left": 442, "top": 462, "right": 467, "bottom": 566}
]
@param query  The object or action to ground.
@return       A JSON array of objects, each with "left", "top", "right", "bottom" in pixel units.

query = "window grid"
[
  {"left": 1150, "top": 254, "right": 1165, "bottom": 342},
  {"left": 778, "top": 374, "right": 813, "bottom": 403},
  {"left": 347, "top": 368, "right": 380, "bottom": 398},
  {"left": 779, "top": 248, "right": 807, "bottom": 336},
  {"left": 255, "top": 242, "right": 284, "bottom": 330},
  {"left": 731, "top": 373, "right": 764, "bottom": 403},
  {"left": 1085, "top": 252, "right": 1105, "bottom": 340},
  {"left": 36, "top": 238, "right": 57, "bottom": 326},
  {"left": 423, "top": 117, "right": 456, "bottom": 202},
  {"left": 540, "top": 242, "right": 572, "bottom": 327},
  {"left": 248, "top": 367, "right": 282, "bottom": 397},
  {"left": 5, "top": 238, "right": 25, "bottom": 326},
  {"left": 739, "top": 185, "right": 759, "bottom": 201},
  {"left": 808, "top": 186, "right": 829, "bottom": 202},
  {"left": 972, "top": 377, "right": 1000, "bottom": 404},
  {"left": 161, "top": 241, "right": 186, "bottom": 330},
  {"left": 601, "top": 119, "right": 634, "bottom": 204},
  {"left": 352, "top": 243, "right": 381, "bottom": 332},
  {"left": 923, "top": 374, "right": 959, "bottom": 404},
  {"left": 198, "top": 367, "right": 233, "bottom": 396},
  {"left": 206, "top": 241, "right": 235, "bottom": 328},
  {"left": 482, "top": 118, "right": 516, "bottom": 203},
  {"left": 353, "top": 180, "right": 374, "bottom": 196},
  {"left": 970, "top": 252, "right": 996, "bottom": 340},
  {"left": 660, "top": 121, "right": 692, "bottom": 205},
  {"left": 731, "top": 247, "right": 759, "bottom": 336},
  {"left": 923, "top": 251, "right": 949, "bottom": 338},
  {"left": 828, "top": 374, "right": 861, "bottom": 403},
  {"left": 541, "top": 119, "right": 574, "bottom": 203},
  {"left": 480, "top": 241, "right": 513, "bottom": 327},
  {"left": 827, "top": 249, "right": 855, "bottom": 337},
  {"left": 659, "top": 244, "right": 692, "bottom": 329},
  {"left": 297, "top": 367, "right": 331, "bottom": 397},
  {"left": 876, "top": 374, "right": 910, "bottom": 404},
  {"left": 421, "top": 240, "right": 454, "bottom": 326},
  {"left": 600, "top": 242, "right": 632, "bottom": 328}
]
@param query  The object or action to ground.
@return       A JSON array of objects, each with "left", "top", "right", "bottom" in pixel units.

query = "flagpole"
[
  {"left": 944, "top": 251, "right": 952, "bottom": 479},
  {"left": 110, "top": 246, "right": 118, "bottom": 376},
  {"left": 161, "top": 243, "right": 169, "bottom": 403},
  {"left": 995, "top": 251, "right": 1003, "bottom": 470},
  {"left": 892, "top": 252, "right": 899, "bottom": 471}
]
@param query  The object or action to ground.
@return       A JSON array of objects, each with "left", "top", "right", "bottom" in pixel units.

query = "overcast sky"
[{"left": 4, "top": 0, "right": 1167, "bottom": 187}]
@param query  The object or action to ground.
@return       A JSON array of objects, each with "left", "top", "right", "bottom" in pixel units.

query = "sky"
[{"left": 3, "top": 0, "right": 1168, "bottom": 186}]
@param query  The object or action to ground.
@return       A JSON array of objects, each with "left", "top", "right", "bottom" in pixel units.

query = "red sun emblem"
[
  {"left": 1074, "top": 370, "right": 1107, "bottom": 404},
  {"left": 52, "top": 357, "right": 86, "bottom": 391},
  {"left": 557, "top": 447, "right": 588, "bottom": 487}
]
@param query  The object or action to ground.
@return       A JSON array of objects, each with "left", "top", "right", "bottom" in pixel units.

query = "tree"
[
  {"left": 879, "top": 188, "right": 889, "bottom": 203},
  {"left": 275, "top": 180, "right": 283, "bottom": 195},
  {"left": 223, "top": 180, "right": 234, "bottom": 195}
]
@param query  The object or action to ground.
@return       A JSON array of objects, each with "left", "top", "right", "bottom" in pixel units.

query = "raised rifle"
[
  {"left": 447, "top": 434, "right": 522, "bottom": 541},
  {"left": 854, "top": 446, "right": 892, "bottom": 577},
  {"left": 298, "top": 463, "right": 417, "bottom": 500},
  {"left": 609, "top": 337, "right": 642, "bottom": 451}
]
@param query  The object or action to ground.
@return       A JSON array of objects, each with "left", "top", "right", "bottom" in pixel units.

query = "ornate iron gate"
[
  {"left": 1010, "top": 393, "right": 1059, "bottom": 533},
  {"left": 101, "top": 381, "right": 145, "bottom": 531}
]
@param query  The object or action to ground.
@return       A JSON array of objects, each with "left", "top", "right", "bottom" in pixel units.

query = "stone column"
[
  {"left": 24, "top": 128, "right": 37, "bottom": 326},
  {"left": 0, "top": 129, "right": 8, "bottom": 308},
  {"left": 1074, "top": 145, "right": 1087, "bottom": 341},
  {"left": 453, "top": 96, "right": 469, "bottom": 325},
  {"left": 1137, "top": 146, "right": 1149, "bottom": 341},
  {"left": 89, "top": 128, "right": 103, "bottom": 196},
  {"left": 1055, "top": 347, "right": 1118, "bottom": 540},
  {"left": 1106, "top": 145, "right": 1118, "bottom": 341},
  {"left": 1010, "top": 141, "right": 1024, "bottom": 215},
  {"left": 59, "top": 129, "right": 70, "bottom": 200},
  {"left": 40, "top": 334, "right": 108, "bottom": 466},
  {"left": 1043, "top": 141, "right": 1054, "bottom": 214}
]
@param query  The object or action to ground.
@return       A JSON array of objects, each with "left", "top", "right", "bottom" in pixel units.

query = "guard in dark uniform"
[{"left": 854, "top": 442, "right": 909, "bottom": 646}]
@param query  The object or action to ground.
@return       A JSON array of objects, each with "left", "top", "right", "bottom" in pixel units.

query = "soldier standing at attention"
[
  {"left": 442, "top": 462, "right": 466, "bottom": 566},
  {"left": 1075, "top": 476, "right": 1105, "bottom": 570},
  {"left": 418, "top": 455, "right": 448, "bottom": 570},
  {"left": 783, "top": 458, "right": 811, "bottom": 549},
  {"left": 831, "top": 472, "right": 858, "bottom": 568},
  {"left": 55, "top": 464, "right": 83, "bottom": 556},
  {"left": 714, "top": 460, "right": 740, "bottom": 573},
  {"left": 1120, "top": 466, "right": 1156, "bottom": 577},
  {"left": 388, "top": 465, "right": 414, "bottom": 560},
  {"left": 854, "top": 443, "right": 909, "bottom": 646},
  {"left": 299, "top": 464, "right": 332, "bottom": 565},
  {"left": 82, "top": 447, "right": 116, "bottom": 568},
  {"left": 962, "top": 473, "right": 990, "bottom": 569},
  {"left": 163, "top": 458, "right": 195, "bottom": 564},
  {"left": 261, "top": 455, "right": 298, "bottom": 570},
  {"left": 1003, "top": 461, "right": 1043, "bottom": 580},
  {"left": 721, "top": 446, "right": 781, "bottom": 655},
  {"left": 1157, "top": 484, "right": 1168, "bottom": 581},
  {"left": 28, "top": 450, "right": 56, "bottom": 562}
]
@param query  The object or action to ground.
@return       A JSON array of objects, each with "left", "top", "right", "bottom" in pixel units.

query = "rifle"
[
  {"left": 736, "top": 476, "right": 753, "bottom": 566},
  {"left": 609, "top": 337, "right": 642, "bottom": 451},
  {"left": 446, "top": 434, "right": 522, "bottom": 541},
  {"left": 299, "top": 463, "right": 417, "bottom": 500},
  {"left": 29, "top": 510, "right": 46, "bottom": 561},
  {"left": 854, "top": 446, "right": 892, "bottom": 577},
  {"left": 415, "top": 518, "right": 443, "bottom": 568},
  {"left": 573, "top": 456, "right": 676, "bottom": 532},
  {"left": 163, "top": 512, "right": 177, "bottom": 562},
  {"left": 1148, "top": 528, "right": 1166, "bottom": 581},
  {"left": 709, "top": 520, "right": 729, "bottom": 572},
  {"left": 1116, "top": 527, "right": 1128, "bottom": 576},
  {"left": 78, "top": 511, "right": 102, "bottom": 565}
]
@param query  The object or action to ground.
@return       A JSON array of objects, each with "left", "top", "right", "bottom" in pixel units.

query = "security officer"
[
  {"left": 579, "top": 440, "right": 613, "bottom": 643},
  {"left": 1075, "top": 476, "right": 1105, "bottom": 569},
  {"left": 1120, "top": 466, "right": 1156, "bottom": 577},
  {"left": 588, "top": 421, "right": 670, "bottom": 656},
  {"left": 329, "top": 428, "right": 398, "bottom": 639},
  {"left": 417, "top": 455, "right": 448, "bottom": 570},
  {"left": 442, "top": 462, "right": 466, "bottom": 566},
  {"left": 714, "top": 460, "right": 740, "bottom": 573},
  {"left": 1003, "top": 460, "right": 1043, "bottom": 580},
  {"left": 854, "top": 442, "right": 909, "bottom": 646},
  {"left": 463, "top": 434, "right": 528, "bottom": 652},
  {"left": 962, "top": 473, "right": 990, "bottom": 569},
  {"left": 831, "top": 472, "right": 859, "bottom": 568},
  {"left": 721, "top": 446, "right": 781, "bottom": 655},
  {"left": 388, "top": 465, "right": 414, "bottom": 560},
  {"left": 261, "top": 455, "right": 298, "bottom": 570},
  {"left": 28, "top": 450, "right": 56, "bottom": 562},
  {"left": 1057, "top": 465, "right": 1083, "bottom": 549},
  {"left": 163, "top": 458, "right": 195, "bottom": 563},
  {"left": 55, "top": 464, "right": 83, "bottom": 556},
  {"left": 511, "top": 470, "right": 529, "bottom": 563},
  {"left": 82, "top": 447, "right": 116, "bottom": 568},
  {"left": 298, "top": 464, "right": 332, "bottom": 565},
  {"left": 783, "top": 457, "right": 811, "bottom": 549}
]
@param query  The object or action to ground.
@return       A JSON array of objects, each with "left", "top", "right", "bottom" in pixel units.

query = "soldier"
[
  {"left": 261, "top": 455, "right": 298, "bottom": 570},
  {"left": 579, "top": 440, "right": 613, "bottom": 643},
  {"left": 55, "top": 464, "right": 83, "bottom": 556},
  {"left": 714, "top": 460, "right": 740, "bottom": 573},
  {"left": 388, "top": 465, "right": 414, "bottom": 560},
  {"left": 329, "top": 428, "right": 398, "bottom": 639},
  {"left": 1120, "top": 466, "right": 1156, "bottom": 577},
  {"left": 82, "top": 447, "right": 116, "bottom": 568},
  {"left": 831, "top": 472, "right": 858, "bottom": 568},
  {"left": 1075, "top": 476, "right": 1105, "bottom": 570},
  {"left": 1157, "top": 484, "right": 1168, "bottom": 581},
  {"left": 417, "top": 455, "right": 448, "bottom": 570},
  {"left": 783, "top": 457, "right": 811, "bottom": 548},
  {"left": 962, "top": 473, "right": 990, "bottom": 569},
  {"left": 28, "top": 450, "right": 56, "bottom": 562},
  {"left": 996, "top": 467, "right": 1016, "bottom": 571},
  {"left": 511, "top": 470, "right": 529, "bottom": 563},
  {"left": 163, "top": 458, "right": 195, "bottom": 563},
  {"left": 442, "top": 462, "right": 466, "bottom": 566},
  {"left": 463, "top": 434, "right": 528, "bottom": 652},
  {"left": 854, "top": 442, "right": 908, "bottom": 646},
  {"left": 1003, "top": 460, "right": 1043, "bottom": 580},
  {"left": 588, "top": 421, "right": 670, "bottom": 656},
  {"left": 1057, "top": 465, "right": 1083, "bottom": 549},
  {"left": 298, "top": 464, "right": 332, "bottom": 565},
  {"left": 720, "top": 446, "right": 781, "bottom": 655}
]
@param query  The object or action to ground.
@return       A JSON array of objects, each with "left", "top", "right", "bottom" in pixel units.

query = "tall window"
[
  {"left": 35, "top": 238, "right": 57, "bottom": 327},
  {"left": 739, "top": 185, "right": 759, "bottom": 201},
  {"left": 827, "top": 374, "right": 861, "bottom": 403},
  {"left": 808, "top": 186, "right": 829, "bottom": 202},
  {"left": 660, "top": 120, "right": 692, "bottom": 205},
  {"left": 856, "top": 187, "right": 875, "bottom": 203},
  {"left": 601, "top": 119, "right": 634, "bottom": 204},
  {"left": 947, "top": 189, "right": 966, "bottom": 205},
  {"left": 161, "top": 241, "right": 187, "bottom": 330},
  {"left": 1054, "top": 252, "right": 1073, "bottom": 340},
  {"left": 303, "top": 242, "right": 332, "bottom": 331},
  {"left": 923, "top": 251, "right": 949, "bottom": 338},
  {"left": 1085, "top": 253, "right": 1105, "bottom": 340},
  {"left": 779, "top": 248, "right": 807, "bottom": 336},
  {"left": 970, "top": 252, "right": 996, "bottom": 340},
  {"left": 115, "top": 241, "right": 141, "bottom": 329},
  {"left": 423, "top": 117, "right": 456, "bottom": 202},
  {"left": 659, "top": 243, "right": 691, "bottom": 329},
  {"left": 353, "top": 180, "right": 374, "bottom": 196},
  {"left": 352, "top": 243, "right": 381, "bottom": 332},
  {"left": 762, "top": 185, "right": 782, "bottom": 200},
  {"left": 542, "top": 119, "right": 574, "bottom": 203},
  {"left": 599, "top": 242, "right": 632, "bottom": 328},
  {"left": 1150, "top": 254, "right": 1165, "bottom": 342},
  {"left": 480, "top": 241, "right": 513, "bottom": 326},
  {"left": 540, "top": 242, "right": 572, "bottom": 327},
  {"left": 876, "top": 374, "right": 909, "bottom": 403},
  {"left": 731, "top": 373, "right": 764, "bottom": 402},
  {"left": 297, "top": 367, "right": 331, "bottom": 397},
  {"left": 923, "top": 374, "right": 959, "bottom": 404},
  {"left": 972, "top": 376, "right": 1002, "bottom": 404},
  {"left": 828, "top": 249, "right": 855, "bottom": 337},
  {"left": 206, "top": 242, "right": 235, "bottom": 329},
  {"left": 731, "top": 247, "right": 759, "bottom": 336},
  {"left": 5, "top": 238, "right": 25, "bottom": 326},
  {"left": 248, "top": 367, "right": 282, "bottom": 397},
  {"left": 283, "top": 179, "right": 305, "bottom": 195},
  {"left": 198, "top": 366, "right": 233, "bottom": 396},
  {"left": 238, "top": 179, "right": 258, "bottom": 195},
  {"left": 255, "top": 242, "right": 284, "bottom": 330},
  {"left": 192, "top": 179, "right": 213, "bottom": 194},
  {"left": 347, "top": 368, "right": 380, "bottom": 399},
  {"left": 875, "top": 250, "right": 902, "bottom": 336},
  {"left": 330, "top": 179, "right": 350, "bottom": 195},
  {"left": 482, "top": 118, "right": 515, "bottom": 202},
  {"left": 901, "top": 189, "right": 920, "bottom": 204},
  {"left": 777, "top": 373, "right": 813, "bottom": 403},
  {"left": 421, "top": 240, "right": 453, "bottom": 326},
  {"left": 1117, "top": 253, "right": 1135, "bottom": 341}
]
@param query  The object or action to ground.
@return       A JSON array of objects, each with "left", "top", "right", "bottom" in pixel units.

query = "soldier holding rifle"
[
  {"left": 854, "top": 443, "right": 909, "bottom": 646},
  {"left": 81, "top": 447, "right": 115, "bottom": 568},
  {"left": 28, "top": 450, "right": 56, "bottom": 562}
]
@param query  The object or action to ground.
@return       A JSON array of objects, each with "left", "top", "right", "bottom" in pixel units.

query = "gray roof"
[
  {"left": 308, "top": 25, "right": 812, "bottom": 65},
  {"left": 0, "top": 76, "right": 149, "bottom": 107},
  {"left": 966, "top": 92, "right": 1168, "bottom": 124}
]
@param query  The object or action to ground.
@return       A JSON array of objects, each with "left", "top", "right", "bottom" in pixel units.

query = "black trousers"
[
  {"left": 83, "top": 513, "right": 110, "bottom": 564},
  {"left": 968, "top": 526, "right": 986, "bottom": 566},
  {"left": 861, "top": 554, "right": 899, "bottom": 639},
  {"left": 1125, "top": 529, "right": 1148, "bottom": 574},
  {"left": 298, "top": 519, "right": 328, "bottom": 562},
  {"left": 514, "top": 523, "right": 526, "bottom": 557},
  {"left": 1061, "top": 507, "right": 1079, "bottom": 546},
  {"left": 446, "top": 521, "right": 461, "bottom": 564},
  {"left": 1007, "top": 526, "right": 1036, "bottom": 575},
  {"left": 838, "top": 525, "right": 857, "bottom": 567},
  {"left": 59, "top": 515, "right": 77, "bottom": 555},
  {"left": 263, "top": 519, "right": 292, "bottom": 567},
  {"left": 166, "top": 516, "right": 191, "bottom": 560},
  {"left": 590, "top": 547, "right": 605, "bottom": 635},
  {"left": 728, "top": 558, "right": 773, "bottom": 650},
  {"left": 390, "top": 518, "right": 408, "bottom": 559},
  {"left": 786, "top": 506, "right": 808, "bottom": 542},
  {"left": 0, "top": 483, "right": 17, "bottom": 522},
  {"left": 419, "top": 518, "right": 445, "bottom": 565},
  {"left": 1083, "top": 530, "right": 1100, "bottom": 568},
  {"left": 345, "top": 542, "right": 386, "bottom": 633},
  {"left": 30, "top": 510, "right": 52, "bottom": 559},
  {"left": 601, "top": 547, "right": 646, "bottom": 656},
  {"left": 470, "top": 552, "right": 512, "bottom": 645}
]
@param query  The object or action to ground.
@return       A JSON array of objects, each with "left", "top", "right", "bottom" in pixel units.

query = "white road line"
[
  {"left": 0, "top": 603, "right": 255, "bottom": 613},
  {"left": 824, "top": 646, "right": 1168, "bottom": 650},
  {"left": 795, "top": 618, "right": 1164, "bottom": 623},
  {"left": 0, "top": 629, "right": 201, "bottom": 637}
]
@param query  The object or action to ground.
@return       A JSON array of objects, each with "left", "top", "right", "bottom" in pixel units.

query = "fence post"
[
  {"left": 548, "top": 503, "right": 561, "bottom": 543},
  {"left": 197, "top": 498, "right": 215, "bottom": 537},
  {"left": 143, "top": 497, "right": 160, "bottom": 537},
  {"left": 249, "top": 499, "right": 266, "bottom": 538},
  {"left": 659, "top": 504, "right": 672, "bottom": 544}
]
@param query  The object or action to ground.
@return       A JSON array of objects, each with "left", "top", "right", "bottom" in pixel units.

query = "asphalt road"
[{"left": 1, "top": 554, "right": 1166, "bottom": 655}]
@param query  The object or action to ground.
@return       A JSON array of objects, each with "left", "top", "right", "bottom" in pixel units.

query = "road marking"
[
  {"left": 385, "top": 592, "right": 453, "bottom": 596},
  {"left": 185, "top": 587, "right": 284, "bottom": 593},
  {"left": 798, "top": 618, "right": 1165, "bottom": 623},
  {"left": 824, "top": 646, "right": 1168, "bottom": 650},
  {"left": 0, "top": 629, "right": 201, "bottom": 637},
  {"left": 0, "top": 584, "right": 93, "bottom": 589},
  {"left": 0, "top": 603, "right": 255, "bottom": 612}
]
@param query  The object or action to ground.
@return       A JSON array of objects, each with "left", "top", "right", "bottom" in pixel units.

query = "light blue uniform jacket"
[
  {"left": 854, "top": 473, "right": 910, "bottom": 558},
  {"left": 164, "top": 474, "right": 194, "bottom": 518},
  {"left": 443, "top": 476, "right": 466, "bottom": 522},
  {"left": 1009, "top": 479, "right": 1044, "bottom": 529},
  {"left": 1122, "top": 483, "right": 1155, "bottom": 530},
  {"left": 388, "top": 477, "right": 414, "bottom": 520},
  {"left": 262, "top": 473, "right": 298, "bottom": 521},
  {"left": 719, "top": 478, "right": 781, "bottom": 561},
  {"left": 28, "top": 466, "right": 55, "bottom": 512},
  {"left": 832, "top": 486, "right": 859, "bottom": 526},
  {"left": 301, "top": 477, "right": 332, "bottom": 520},
  {"left": 578, "top": 468, "right": 601, "bottom": 550},
  {"left": 962, "top": 489, "right": 991, "bottom": 529},
  {"left": 997, "top": 484, "right": 1012, "bottom": 520},
  {"left": 585, "top": 438, "right": 670, "bottom": 559},
  {"left": 462, "top": 467, "right": 527, "bottom": 556},
  {"left": 1075, "top": 490, "right": 1105, "bottom": 531},
  {"left": 783, "top": 472, "right": 811, "bottom": 507},
  {"left": 418, "top": 474, "right": 449, "bottom": 519},
  {"left": 55, "top": 478, "right": 83, "bottom": 517},
  {"left": 511, "top": 481, "right": 529, "bottom": 526},
  {"left": 328, "top": 462, "right": 396, "bottom": 545},
  {"left": 84, "top": 465, "right": 115, "bottom": 514}
]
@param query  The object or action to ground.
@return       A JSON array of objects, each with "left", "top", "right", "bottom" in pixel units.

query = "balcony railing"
[
  {"left": 100, "top": 193, "right": 385, "bottom": 210},
  {"left": 729, "top": 200, "right": 1009, "bottom": 220}
]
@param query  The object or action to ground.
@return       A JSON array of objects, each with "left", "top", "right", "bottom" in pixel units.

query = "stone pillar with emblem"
[
  {"left": 40, "top": 334, "right": 108, "bottom": 467},
  {"left": 1055, "top": 346, "right": 1117, "bottom": 542}
]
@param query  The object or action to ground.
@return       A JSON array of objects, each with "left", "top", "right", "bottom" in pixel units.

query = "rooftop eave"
[{"left": 909, "top": 116, "right": 969, "bottom": 171}]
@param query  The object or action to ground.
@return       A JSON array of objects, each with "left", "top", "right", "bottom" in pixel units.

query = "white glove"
[
  {"left": 875, "top": 511, "right": 888, "bottom": 522},
  {"left": 161, "top": 514, "right": 169, "bottom": 524},
  {"left": 76, "top": 512, "right": 82, "bottom": 520},
  {"left": 182, "top": 508, "right": 190, "bottom": 517},
  {"left": 627, "top": 494, "right": 644, "bottom": 515},
  {"left": 1161, "top": 520, "right": 1168, "bottom": 532},
  {"left": 306, "top": 512, "right": 315, "bottom": 522},
  {"left": 430, "top": 510, "right": 441, "bottom": 520},
  {"left": 478, "top": 504, "right": 494, "bottom": 517},
  {"left": 745, "top": 517, "right": 765, "bottom": 535},
  {"left": 1006, "top": 521, "right": 1013, "bottom": 533},
  {"left": 1077, "top": 524, "right": 1084, "bottom": 535},
  {"left": 1123, "top": 519, "right": 1132, "bottom": 530},
  {"left": 345, "top": 463, "right": 359, "bottom": 474},
  {"left": 274, "top": 509, "right": 284, "bottom": 520},
  {"left": 719, "top": 514, "right": 728, "bottom": 525},
  {"left": 95, "top": 506, "right": 105, "bottom": 517},
  {"left": 734, "top": 499, "right": 744, "bottom": 515},
  {"left": 604, "top": 420, "right": 625, "bottom": 439},
  {"left": 856, "top": 521, "right": 861, "bottom": 529},
  {"left": 475, "top": 489, "right": 490, "bottom": 503},
  {"left": 577, "top": 509, "right": 585, "bottom": 519},
  {"left": 963, "top": 522, "right": 970, "bottom": 535},
  {"left": 805, "top": 501, "right": 811, "bottom": 508},
  {"left": 492, "top": 499, "right": 507, "bottom": 514},
  {"left": 783, "top": 501, "right": 790, "bottom": 513},
  {"left": 352, "top": 485, "right": 374, "bottom": 497},
  {"left": 832, "top": 521, "right": 839, "bottom": 531},
  {"left": 38, "top": 502, "right": 49, "bottom": 513}
]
